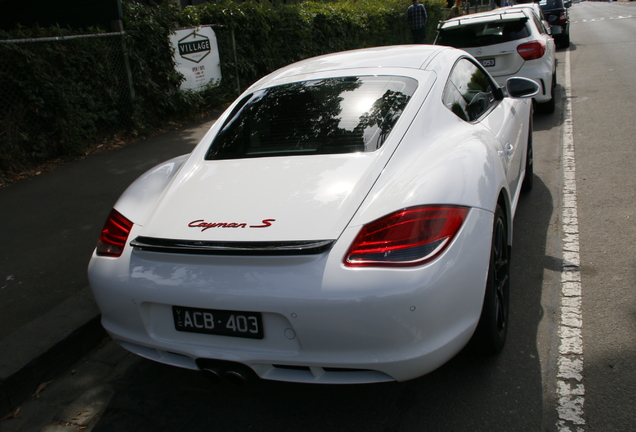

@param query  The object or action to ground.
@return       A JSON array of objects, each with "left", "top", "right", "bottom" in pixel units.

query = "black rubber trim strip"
[{"left": 130, "top": 236, "right": 335, "bottom": 256}]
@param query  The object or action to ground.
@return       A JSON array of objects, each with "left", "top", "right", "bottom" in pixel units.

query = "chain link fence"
[{"left": 0, "top": 32, "right": 135, "bottom": 177}]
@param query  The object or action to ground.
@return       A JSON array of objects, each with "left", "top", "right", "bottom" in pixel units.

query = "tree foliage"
[{"left": 0, "top": 0, "right": 447, "bottom": 180}]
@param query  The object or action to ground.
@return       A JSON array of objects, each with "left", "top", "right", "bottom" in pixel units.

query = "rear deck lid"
[{"left": 437, "top": 13, "right": 531, "bottom": 77}]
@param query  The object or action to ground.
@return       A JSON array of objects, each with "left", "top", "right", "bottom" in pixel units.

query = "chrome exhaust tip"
[
  {"left": 201, "top": 366, "right": 223, "bottom": 384},
  {"left": 223, "top": 369, "right": 248, "bottom": 387},
  {"left": 197, "top": 358, "right": 257, "bottom": 386}
]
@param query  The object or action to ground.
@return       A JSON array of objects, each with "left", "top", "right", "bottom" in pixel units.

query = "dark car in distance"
[{"left": 539, "top": 0, "right": 572, "bottom": 48}]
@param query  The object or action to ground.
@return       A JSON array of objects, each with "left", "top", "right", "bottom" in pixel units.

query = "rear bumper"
[{"left": 89, "top": 207, "right": 494, "bottom": 383}]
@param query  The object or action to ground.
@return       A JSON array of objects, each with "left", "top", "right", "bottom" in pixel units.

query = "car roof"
[
  {"left": 439, "top": 7, "right": 531, "bottom": 29},
  {"left": 248, "top": 45, "right": 458, "bottom": 90},
  {"left": 508, "top": 3, "right": 540, "bottom": 13},
  {"left": 267, "top": 45, "right": 453, "bottom": 75},
  {"left": 510, "top": 3, "right": 545, "bottom": 21},
  {"left": 507, "top": 3, "right": 545, "bottom": 19},
  {"left": 239, "top": 45, "right": 467, "bottom": 96}
]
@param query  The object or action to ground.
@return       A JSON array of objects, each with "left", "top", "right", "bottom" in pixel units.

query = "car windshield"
[
  {"left": 205, "top": 76, "right": 417, "bottom": 160},
  {"left": 437, "top": 19, "right": 530, "bottom": 48}
]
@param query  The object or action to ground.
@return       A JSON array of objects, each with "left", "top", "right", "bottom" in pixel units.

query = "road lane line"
[{"left": 556, "top": 48, "right": 586, "bottom": 432}]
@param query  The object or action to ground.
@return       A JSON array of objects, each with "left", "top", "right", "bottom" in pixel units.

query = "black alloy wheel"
[
  {"left": 561, "top": 33, "right": 570, "bottom": 49},
  {"left": 475, "top": 204, "right": 510, "bottom": 354}
]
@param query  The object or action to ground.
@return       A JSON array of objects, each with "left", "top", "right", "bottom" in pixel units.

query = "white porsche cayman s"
[{"left": 88, "top": 45, "right": 539, "bottom": 384}]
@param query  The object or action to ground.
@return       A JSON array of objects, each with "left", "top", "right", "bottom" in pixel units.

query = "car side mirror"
[
  {"left": 505, "top": 77, "right": 540, "bottom": 99},
  {"left": 565, "top": 1, "right": 572, "bottom": 7}
]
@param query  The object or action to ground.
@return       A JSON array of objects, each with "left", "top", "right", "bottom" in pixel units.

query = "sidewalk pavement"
[{"left": 0, "top": 114, "right": 220, "bottom": 417}]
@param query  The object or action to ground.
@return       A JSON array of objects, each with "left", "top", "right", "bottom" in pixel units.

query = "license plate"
[
  {"left": 480, "top": 58, "right": 496, "bottom": 67},
  {"left": 172, "top": 305, "right": 263, "bottom": 339}
]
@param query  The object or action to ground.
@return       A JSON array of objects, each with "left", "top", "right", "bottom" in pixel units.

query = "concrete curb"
[{"left": 0, "top": 287, "right": 106, "bottom": 417}]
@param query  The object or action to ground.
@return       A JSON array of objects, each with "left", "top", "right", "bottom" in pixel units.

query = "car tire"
[
  {"left": 474, "top": 204, "right": 510, "bottom": 355},
  {"left": 538, "top": 73, "right": 556, "bottom": 114},
  {"left": 560, "top": 32, "right": 570, "bottom": 49},
  {"left": 521, "top": 115, "right": 534, "bottom": 193}
]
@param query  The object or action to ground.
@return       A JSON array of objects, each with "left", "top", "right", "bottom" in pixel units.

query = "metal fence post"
[{"left": 231, "top": 28, "right": 241, "bottom": 96}]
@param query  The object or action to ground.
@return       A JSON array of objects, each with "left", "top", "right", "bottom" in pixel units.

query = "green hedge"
[
  {"left": 123, "top": 1, "right": 210, "bottom": 131},
  {"left": 0, "top": 27, "right": 134, "bottom": 172},
  {"left": 190, "top": 0, "right": 446, "bottom": 93},
  {"left": 0, "top": 0, "right": 446, "bottom": 181}
]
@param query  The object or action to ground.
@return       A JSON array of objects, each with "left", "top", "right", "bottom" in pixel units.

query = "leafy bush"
[
  {"left": 123, "top": 1, "right": 208, "bottom": 131},
  {"left": 0, "top": 27, "right": 133, "bottom": 173},
  {"left": 193, "top": 0, "right": 446, "bottom": 94},
  {"left": 0, "top": 0, "right": 446, "bottom": 181}
]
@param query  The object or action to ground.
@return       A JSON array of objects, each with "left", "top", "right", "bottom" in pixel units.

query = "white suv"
[{"left": 435, "top": 6, "right": 556, "bottom": 113}]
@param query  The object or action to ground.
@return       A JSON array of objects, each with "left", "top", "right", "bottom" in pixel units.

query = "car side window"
[
  {"left": 442, "top": 59, "right": 498, "bottom": 122},
  {"left": 531, "top": 14, "right": 546, "bottom": 34}
]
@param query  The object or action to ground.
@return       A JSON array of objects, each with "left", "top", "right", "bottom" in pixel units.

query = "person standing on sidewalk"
[
  {"left": 448, "top": 0, "right": 465, "bottom": 19},
  {"left": 407, "top": 0, "right": 428, "bottom": 44}
]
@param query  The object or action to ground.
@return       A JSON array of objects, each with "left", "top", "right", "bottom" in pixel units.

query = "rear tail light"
[
  {"left": 559, "top": 12, "right": 568, "bottom": 23},
  {"left": 96, "top": 209, "right": 133, "bottom": 257},
  {"left": 517, "top": 41, "right": 546, "bottom": 61},
  {"left": 344, "top": 205, "right": 469, "bottom": 267}
]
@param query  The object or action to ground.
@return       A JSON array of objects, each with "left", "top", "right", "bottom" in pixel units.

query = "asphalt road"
[
  {"left": 0, "top": 121, "right": 216, "bottom": 342},
  {"left": 566, "top": 2, "right": 636, "bottom": 430},
  {"left": 1, "top": 3, "right": 634, "bottom": 431}
]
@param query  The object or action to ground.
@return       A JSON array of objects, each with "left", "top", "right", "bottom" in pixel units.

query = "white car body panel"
[
  {"left": 115, "top": 154, "right": 189, "bottom": 226},
  {"left": 141, "top": 153, "right": 384, "bottom": 241},
  {"left": 250, "top": 46, "right": 444, "bottom": 87},
  {"left": 88, "top": 45, "right": 534, "bottom": 383}
]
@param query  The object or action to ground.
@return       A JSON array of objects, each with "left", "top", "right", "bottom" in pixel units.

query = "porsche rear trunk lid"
[{"left": 136, "top": 153, "right": 383, "bottom": 244}]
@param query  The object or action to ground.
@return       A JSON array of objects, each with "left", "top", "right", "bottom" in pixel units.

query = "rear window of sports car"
[
  {"left": 205, "top": 76, "right": 417, "bottom": 160},
  {"left": 437, "top": 19, "right": 530, "bottom": 48}
]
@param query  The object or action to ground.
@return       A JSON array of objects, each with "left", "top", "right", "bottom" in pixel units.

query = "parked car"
[
  {"left": 88, "top": 45, "right": 539, "bottom": 385},
  {"left": 435, "top": 6, "right": 557, "bottom": 113},
  {"left": 539, "top": 0, "right": 572, "bottom": 48},
  {"left": 508, "top": 2, "right": 551, "bottom": 31}
]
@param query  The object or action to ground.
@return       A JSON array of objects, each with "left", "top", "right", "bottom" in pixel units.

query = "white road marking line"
[
  {"left": 556, "top": 48, "right": 586, "bottom": 432},
  {"left": 576, "top": 15, "right": 633, "bottom": 23}
]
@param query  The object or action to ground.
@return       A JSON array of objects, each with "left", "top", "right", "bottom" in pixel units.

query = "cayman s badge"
[{"left": 188, "top": 219, "right": 275, "bottom": 232}]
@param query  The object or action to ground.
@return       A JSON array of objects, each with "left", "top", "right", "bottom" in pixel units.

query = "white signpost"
[{"left": 170, "top": 26, "right": 222, "bottom": 91}]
